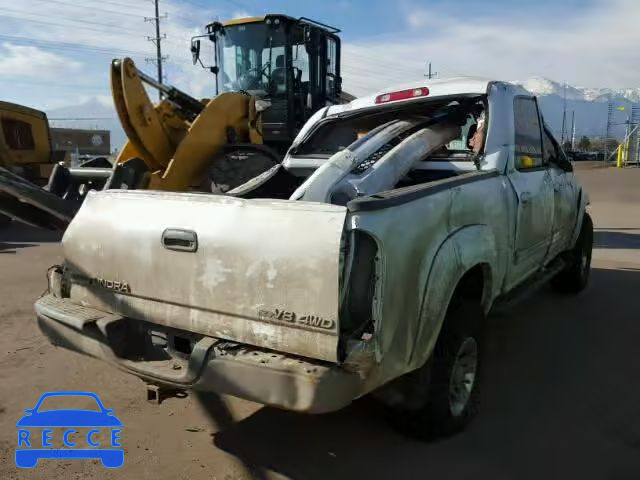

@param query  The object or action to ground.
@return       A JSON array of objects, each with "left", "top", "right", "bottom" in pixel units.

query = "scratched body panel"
[{"left": 62, "top": 190, "right": 347, "bottom": 362}]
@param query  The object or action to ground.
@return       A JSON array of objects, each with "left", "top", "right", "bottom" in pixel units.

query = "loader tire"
[
  {"left": 552, "top": 212, "right": 593, "bottom": 294},
  {"left": 390, "top": 298, "right": 484, "bottom": 440},
  {"left": 201, "top": 150, "right": 277, "bottom": 194}
]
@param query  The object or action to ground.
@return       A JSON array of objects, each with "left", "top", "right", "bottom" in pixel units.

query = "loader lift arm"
[{"left": 111, "top": 57, "right": 267, "bottom": 192}]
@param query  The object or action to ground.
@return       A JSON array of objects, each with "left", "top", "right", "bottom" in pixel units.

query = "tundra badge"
[{"left": 95, "top": 277, "right": 131, "bottom": 293}]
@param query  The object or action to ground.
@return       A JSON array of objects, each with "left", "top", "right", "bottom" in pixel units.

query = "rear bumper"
[{"left": 35, "top": 294, "right": 362, "bottom": 413}]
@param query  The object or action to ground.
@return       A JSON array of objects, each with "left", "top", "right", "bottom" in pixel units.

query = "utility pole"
[
  {"left": 145, "top": 0, "right": 167, "bottom": 100},
  {"left": 633, "top": 106, "right": 640, "bottom": 166},
  {"left": 570, "top": 110, "right": 576, "bottom": 151},
  {"left": 560, "top": 82, "right": 567, "bottom": 144},
  {"left": 424, "top": 61, "right": 438, "bottom": 80},
  {"left": 620, "top": 114, "right": 632, "bottom": 166},
  {"left": 605, "top": 102, "right": 614, "bottom": 161}
]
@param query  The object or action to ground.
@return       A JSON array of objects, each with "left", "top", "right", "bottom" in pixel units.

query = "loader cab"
[{"left": 192, "top": 15, "right": 342, "bottom": 152}]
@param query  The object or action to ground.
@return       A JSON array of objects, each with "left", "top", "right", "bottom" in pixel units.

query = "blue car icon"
[{"left": 15, "top": 391, "right": 123, "bottom": 468}]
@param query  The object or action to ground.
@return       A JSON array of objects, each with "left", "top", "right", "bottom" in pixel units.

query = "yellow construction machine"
[
  {"left": 0, "top": 101, "right": 56, "bottom": 180},
  {"left": 107, "top": 14, "right": 345, "bottom": 193},
  {"left": 1, "top": 14, "right": 347, "bottom": 228},
  {"left": 0, "top": 101, "right": 81, "bottom": 228}
]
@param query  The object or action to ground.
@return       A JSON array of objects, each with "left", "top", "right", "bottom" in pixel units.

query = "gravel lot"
[{"left": 1, "top": 166, "right": 639, "bottom": 480}]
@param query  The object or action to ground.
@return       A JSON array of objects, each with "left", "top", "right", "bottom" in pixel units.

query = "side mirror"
[
  {"left": 24, "top": 409, "right": 33, "bottom": 414},
  {"left": 554, "top": 154, "right": 573, "bottom": 172},
  {"left": 190, "top": 39, "right": 201, "bottom": 65},
  {"left": 561, "top": 157, "right": 573, "bottom": 172}
]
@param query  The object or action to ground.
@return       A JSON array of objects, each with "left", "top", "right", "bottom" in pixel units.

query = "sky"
[{"left": 0, "top": 0, "right": 639, "bottom": 116}]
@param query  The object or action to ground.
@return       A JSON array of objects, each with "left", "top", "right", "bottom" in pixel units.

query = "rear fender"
[{"left": 409, "top": 225, "right": 498, "bottom": 368}]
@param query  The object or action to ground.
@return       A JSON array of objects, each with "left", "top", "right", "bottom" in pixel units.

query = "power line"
[
  {"left": 0, "top": 8, "right": 189, "bottom": 50},
  {"left": 0, "top": 11, "right": 139, "bottom": 35},
  {"left": 65, "top": 0, "right": 148, "bottom": 12},
  {"left": 0, "top": 32, "right": 195, "bottom": 72},
  {"left": 50, "top": 117, "right": 117, "bottom": 120},
  {"left": 343, "top": 49, "right": 427, "bottom": 70},
  {"left": 0, "top": 34, "right": 151, "bottom": 58},
  {"left": 183, "top": 0, "right": 251, "bottom": 12},
  {"left": 30, "top": 0, "right": 146, "bottom": 19},
  {"left": 0, "top": 78, "right": 107, "bottom": 91},
  {"left": 38, "top": 0, "right": 195, "bottom": 26},
  {"left": 0, "top": 5, "right": 213, "bottom": 51}
]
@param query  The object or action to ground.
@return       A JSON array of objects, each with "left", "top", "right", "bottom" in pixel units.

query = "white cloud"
[
  {"left": 0, "top": 43, "right": 82, "bottom": 78},
  {"left": 341, "top": 0, "right": 640, "bottom": 96},
  {"left": 4, "top": 0, "right": 640, "bottom": 112},
  {"left": 75, "top": 94, "right": 114, "bottom": 109},
  {"left": 231, "top": 10, "right": 252, "bottom": 19}
]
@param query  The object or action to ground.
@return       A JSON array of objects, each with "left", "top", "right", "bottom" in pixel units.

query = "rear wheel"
[
  {"left": 552, "top": 212, "right": 593, "bottom": 294},
  {"left": 389, "top": 299, "right": 484, "bottom": 440}
]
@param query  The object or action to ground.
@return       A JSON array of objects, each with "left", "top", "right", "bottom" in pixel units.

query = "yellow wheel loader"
[
  {"left": 1, "top": 14, "right": 348, "bottom": 229},
  {"left": 0, "top": 101, "right": 98, "bottom": 229},
  {"left": 107, "top": 14, "right": 346, "bottom": 194}
]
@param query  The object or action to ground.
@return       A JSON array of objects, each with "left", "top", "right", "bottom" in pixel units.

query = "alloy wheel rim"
[
  {"left": 580, "top": 243, "right": 590, "bottom": 278},
  {"left": 448, "top": 337, "right": 478, "bottom": 417}
]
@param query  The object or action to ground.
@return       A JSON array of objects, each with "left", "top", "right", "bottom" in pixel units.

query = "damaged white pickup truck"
[{"left": 36, "top": 77, "right": 592, "bottom": 438}]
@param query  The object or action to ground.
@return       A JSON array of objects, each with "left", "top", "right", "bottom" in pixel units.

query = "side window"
[
  {"left": 292, "top": 43, "right": 309, "bottom": 82},
  {"left": 1, "top": 118, "right": 35, "bottom": 150},
  {"left": 513, "top": 97, "right": 544, "bottom": 170}
]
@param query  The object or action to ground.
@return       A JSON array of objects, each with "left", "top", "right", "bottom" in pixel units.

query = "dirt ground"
[{"left": 1, "top": 167, "right": 639, "bottom": 480}]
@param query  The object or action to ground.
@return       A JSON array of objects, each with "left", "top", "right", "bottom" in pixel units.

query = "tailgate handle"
[{"left": 162, "top": 228, "right": 198, "bottom": 252}]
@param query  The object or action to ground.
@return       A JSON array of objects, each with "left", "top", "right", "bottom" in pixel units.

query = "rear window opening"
[
  {"left": 290, "top": 95, "right": 486, "bottom": 161},
  {"left": 210, "top": 94, "right": 487, "bottom": 204}
]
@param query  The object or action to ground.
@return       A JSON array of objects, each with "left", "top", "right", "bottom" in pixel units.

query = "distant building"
[{"left": 50, "top": 128, "right": 111, "bottom": 156}]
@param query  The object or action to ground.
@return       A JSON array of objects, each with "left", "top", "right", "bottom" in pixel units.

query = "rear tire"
[
  {"left": 390, "top": 299, "right": 484, "bottom": 440},
  {"left": 552, "top": 212, "right": 593, "bottom": 294}
]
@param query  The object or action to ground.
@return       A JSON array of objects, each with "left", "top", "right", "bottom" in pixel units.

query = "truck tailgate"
[{"left": 62, "top": 190, "right": 347, "bottom": 363}]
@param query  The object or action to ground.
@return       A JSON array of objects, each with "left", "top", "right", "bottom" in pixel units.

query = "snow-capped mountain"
[
  {"left": 580, "top": 87, "right": 640, "bottom": 103},
  {"left": 514, "top": 76, "right": 640, "bottom": 104},
  {"left": 515, "top": 77, "right": 586, "bottom": 101},
  {"left": 47, "top": 98, "right": 126, "bottom": 152},
  {"left": 513, "top": 77, "right": 639, "bottom": 141}
]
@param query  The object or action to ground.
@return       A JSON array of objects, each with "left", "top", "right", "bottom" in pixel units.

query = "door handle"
[
  {"left": 520, "top": 191, "right": 532, "bottom": 205},
  {"left": 162, "top": 228, "right": 198, "bottom": 252}
]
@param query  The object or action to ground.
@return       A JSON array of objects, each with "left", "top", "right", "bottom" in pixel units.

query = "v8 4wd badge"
[{"left": 258, "top": 308, "right": 335, "bottom": 330}]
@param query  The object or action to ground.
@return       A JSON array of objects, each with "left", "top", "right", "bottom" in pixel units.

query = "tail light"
[
  {"left": 375, "top": 87, "right": 429, "bottom": 104},
  {"left": 339, "top": 230, "right": 378, "bottom": 337}
]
